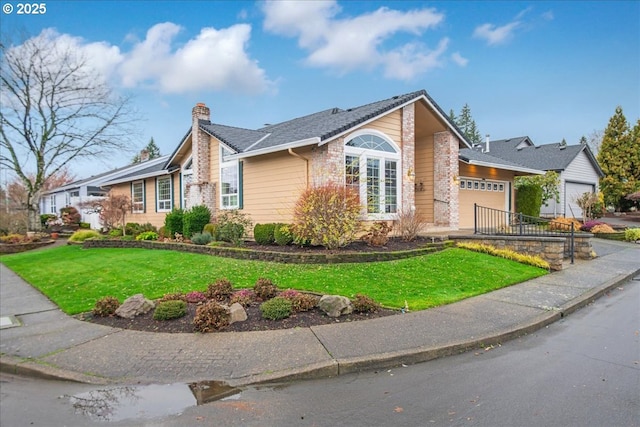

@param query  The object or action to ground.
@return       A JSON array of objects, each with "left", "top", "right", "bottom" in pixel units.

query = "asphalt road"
[{"left": 1, "top": 278, "right": 638, "bottom": 427}]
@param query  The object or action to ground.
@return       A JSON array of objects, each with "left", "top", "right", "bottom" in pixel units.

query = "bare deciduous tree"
[{"left": 0, "top": 31, "right": 137, "bottom": 231}]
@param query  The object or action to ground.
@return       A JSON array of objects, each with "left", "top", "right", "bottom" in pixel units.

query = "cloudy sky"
[{"left": 2, "top": 0, "right": 638, "bottom": 178}]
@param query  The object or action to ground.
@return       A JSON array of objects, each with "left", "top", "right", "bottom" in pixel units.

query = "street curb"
[
  {"left": 329, "top": 268, "right": 640, "bottom": 378},
  {"left": 2, "top": 268, "right": 638, "bottom": 387},
  {"left": 0, "top": 354, "right": 112, "bottom": 384}
]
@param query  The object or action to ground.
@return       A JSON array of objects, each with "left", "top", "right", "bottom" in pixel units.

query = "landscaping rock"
[
  {"left": 318, "top": 295, "right": 353, "bottom": 318},
  {"left": 115, "top": 294, "right": 155, "bottom": 319},
  {"left": 228, "top": 302, "right": 247, "bottom": 324}
]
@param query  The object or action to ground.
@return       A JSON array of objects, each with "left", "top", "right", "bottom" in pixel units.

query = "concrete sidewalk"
[{"left": 1, "top": 240, "right": 638, "bottom": 387}]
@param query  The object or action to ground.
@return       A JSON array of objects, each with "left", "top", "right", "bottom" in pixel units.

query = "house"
[
  {"left": 104, "top": 90, "right": 543, "bottom": 232},
  {"left": 476, "top": 137, "right": 604, "bottom": 219},
  {"left": 41, "top": 155, "right": 170, "bottom": 229}
]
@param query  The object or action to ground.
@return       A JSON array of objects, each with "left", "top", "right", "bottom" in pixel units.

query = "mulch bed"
[
  {"left": 82, "top": 302, "right": 400, "bottom": 334},
  {"left": 80, "top": 237, "right": 431, "bottom": 333}
]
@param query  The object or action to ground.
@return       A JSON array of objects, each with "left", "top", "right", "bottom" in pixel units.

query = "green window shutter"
[
  {"left": 130, "top": 182, "right": 134, "bottom": 213},
  {"left": 143, "top": 180, "right": 147, "bottom": 213},
  {"left": 238, "top": 161, "right": 244, "bottom": 209},
  {"left": 154, "top": 177, "right": 158, "bottom": 212},
  {"left": 179, "top": 174, "right": 183, "bottom": 210}
]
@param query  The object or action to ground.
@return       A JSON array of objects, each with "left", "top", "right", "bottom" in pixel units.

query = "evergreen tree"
[
  {"left": 132, "top": 137, "right": 162, "bottom": 163},
  {"left": 448, "top": 109, "right": 457, "bottom": 124},
  {"left": 597, "top": 106, "right": 639, "bottom": 210},
  {"left": 453, "top": 104, "right": 483, "bottom": 144}
]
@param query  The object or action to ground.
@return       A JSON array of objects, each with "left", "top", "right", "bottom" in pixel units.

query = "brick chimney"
[
  {"left": 187, "top": 102, "right": 215, "bottom": 211},
  {"left": 139, "top": 148, "right": 149, "bottom": 162},
  {"left": 192, "top": 103, "right": 211, "bottom": 185}
]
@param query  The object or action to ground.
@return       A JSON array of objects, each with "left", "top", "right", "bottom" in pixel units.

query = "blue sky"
[{"left": 2, "top": 0, "right": 639, "bottom": 179}]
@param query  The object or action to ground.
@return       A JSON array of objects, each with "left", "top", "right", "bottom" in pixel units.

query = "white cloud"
[
  {"left": 451, "top": 52, "right": 469, "bottom": 67},
  {"left": 16, "top": 24, "right": 272, "bottom": 95},
  {"left": 119, "top": 23, "right": 272, "bottom": 94},
  {"left": 263, "top": 0, "right": 447, "bottom": 80},
  {"left": 473, "top": 21, "right": 521, "bottom": 46},
  {"left": 542, "top": 11, "right": 554, "bottom": 21}
]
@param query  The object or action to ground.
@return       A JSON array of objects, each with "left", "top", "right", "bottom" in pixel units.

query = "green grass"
[{"left": 0, "top": 246, "right": 547, "bottom": 315}]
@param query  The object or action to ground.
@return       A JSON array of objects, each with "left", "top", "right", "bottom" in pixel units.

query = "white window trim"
[
  {"left": 50, "top": 195, "right": 57, "bottom": 214},
  {"left": 132, "top": 181, "right": 145, "bottom": 213},
  {"left": 344, "top": 130, "right": 401, "bottom": 220},
  {"left": 156, "top": 176, "right": 172, "bottom": 212},
  {"left": 219, "top": 146, "right": 239, "bottom": 210}
]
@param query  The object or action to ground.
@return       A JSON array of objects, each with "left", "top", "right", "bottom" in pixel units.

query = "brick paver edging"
[{"left": 81, "top": 239, "right": 454, "bottom": 264}]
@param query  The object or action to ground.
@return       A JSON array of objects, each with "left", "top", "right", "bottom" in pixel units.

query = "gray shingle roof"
[
  {"left": 459, "top": 148, "right": 543, "bottom": 174},
  {"left": 484, "top": 139, "right": 603, "bottom": 175},
  {"left": 196, "top": 90, "right": 467, "bottom": 156}
]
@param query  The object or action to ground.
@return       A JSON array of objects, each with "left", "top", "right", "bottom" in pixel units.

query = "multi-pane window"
[
  {"left": 132, "top": 181, "right": 144, "bottom": 213},
  {"left": 345, "top": 132, "right": 399, "bottom": 218},
  {"left": 220, "top": 146, "right": 240, "bottom": 209},
  {"left": 182, "top": 158, "right": 193, "bottom": 209},
  {"left": 50, "top": 195, "right": 56, "bottom": 214},
  {"left": 157, "top": 177, "right": 172, "bottom": 211},
  {"left": 221, "top": 163, "right": 239, "bottom": 208}
]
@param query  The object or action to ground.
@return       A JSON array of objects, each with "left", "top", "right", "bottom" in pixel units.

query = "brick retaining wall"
[{"left": 451, "top": 234, "right": 594, "bottom": 271}]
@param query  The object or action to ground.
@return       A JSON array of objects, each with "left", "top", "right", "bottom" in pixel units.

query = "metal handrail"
[{"left": 473, "top": 204, "right": 575, "bottom": 263}]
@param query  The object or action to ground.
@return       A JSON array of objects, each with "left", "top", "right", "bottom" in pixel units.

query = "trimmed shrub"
[
  {"left": 274, "top": 223, "right": 294, "bottom": 246},
  {"left": 157, "top": 292, "right": 187, "bottom": 303},
  {"left": 68, "top": 229, "right": 101, "bottom": 242},
  {"left": 164, "top": 209, "right": 184, "bottom": 237},
  {"left": 291, "top": 183, "right": 361, "bottom": 249},
  {"left": 217, "top": 210, "right": 252, "bottom": 246},
  {"left": 125, "top": 222, "right": 142, "bottom": 236},
  {"left": 516, "top": 184, "right": 543, "bottom": 218},
  {"left": 260, "top": 297, "right": 292, "bottom": 320},
  {"left": 205, "top": 278, "right": 234, "bottom": 302},
  {"left": 279, "top": 289, "right": 318, "bottom": 312},
  {"left": 230, "top": 289, "right": 255, "bottom": 307},
  {"left": 158, "top": 226, "right": 168, "bottom": 239},
  {"left": 185, "top": 291, "right": 207, "bottom": 304},
  {"left": 253, "top": 277, "right": 278, "bottom": 300},
  {"left": 153, "top": 300, "right": 187, "bottom": 320},
  {"left": 92, "top": 296, "right": 120, "bottom": 317},
  {"left": 254, "top": 223, "right": 276, "bottom": 245},
  {"left": 136, "top": 231, "right": 159, "bottom": 241},
  {"left": 183, "top": 205, "right": 211, "bottom": 238},
  {"left": 193, "top": 301, "right": 230, "bottom": 332},
  {"left": 362, "top": 221, "right": 392, "bottom": 247},
  {"left": 548, "top": 217, "right": 582, "bottom": 232},
  {"left": 580, "top": 220, "right": 605, "bottom": 232},
  {"left": 191, "top": 232, "right": 213, "bottom": 245},
  {"left": 352, "top": 294, "right": 381, "bottom": 313},
  {"left": 624, "top": 228, "right": 640, "bottom": 242},
  {"left": 590, "top": 224, "right": 616, "bottom": 233},
  {"left": 60, "top": 206, "right": 81, "bottom": 225},
  {"left": 203, "top": 223, "right": 220, "bottom": 241}
]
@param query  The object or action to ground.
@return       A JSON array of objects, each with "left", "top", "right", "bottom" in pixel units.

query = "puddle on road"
[{"left": 68, "top": 380, "right": 241, "bottom": 422}]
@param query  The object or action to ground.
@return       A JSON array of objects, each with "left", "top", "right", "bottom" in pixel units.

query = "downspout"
[{"left": 288, "top": 148, "right": 309, "bottom": 188}]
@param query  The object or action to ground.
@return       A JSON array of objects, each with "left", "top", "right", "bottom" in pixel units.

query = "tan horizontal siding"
[
  {"left": 414, "top": 135, "right": 434, "bottom": 222},
  {"left": 365, "top": 110, "right": 402, "bottom": 144},
  {"left": 240, "top": 151, "right": 307, "bottom": 224}
]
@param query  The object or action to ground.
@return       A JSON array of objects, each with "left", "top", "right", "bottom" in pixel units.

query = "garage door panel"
[
  {"left": 459, "top": 179, "right": 507, "bottom": 228},
  {"left": 565, "top": 182, "right": 595, "bottom": 219}
]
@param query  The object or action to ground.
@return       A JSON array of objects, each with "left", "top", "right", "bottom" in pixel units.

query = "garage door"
[
  {"left": 565, "top": 181, "right": 595, "bottom": 219},
  {"left": 459, "top": 178, "right": 508, "bottom": 228}
]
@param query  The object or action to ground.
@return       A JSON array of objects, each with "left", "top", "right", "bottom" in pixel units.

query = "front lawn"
[{"left": 0, "top": 246, "right": 547, "bottom": 315}]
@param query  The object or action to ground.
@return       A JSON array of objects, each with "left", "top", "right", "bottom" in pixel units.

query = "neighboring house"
[
  {"left": 476, "top": 136, "right": 604, "bottom": 219},
  {"left": 104, "top": 90, "right": 542, "bottom": 231},
  {"left": 41, "top": 155, "right": 170, "bottom": 229}
]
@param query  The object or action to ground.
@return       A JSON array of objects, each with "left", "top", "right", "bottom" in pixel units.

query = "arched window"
[{"left": 344, "top": 132, "right": 400, "bottom": 217}]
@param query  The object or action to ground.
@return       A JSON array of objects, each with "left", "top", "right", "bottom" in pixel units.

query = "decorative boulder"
[
  {"left": 228, "top": 302, "right": 248, "bottom": 324},
  {"left": 115, "top": 294, "right": 155, "bottom": 319},
  {"left": 319, "top": 295, "right": 353, "bottom": 318}
]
